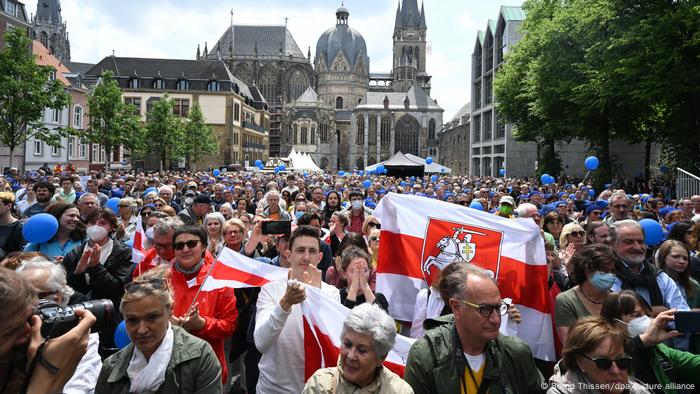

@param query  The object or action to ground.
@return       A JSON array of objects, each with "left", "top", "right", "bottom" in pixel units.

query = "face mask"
[
  {"left": 295, "top": 211, "right": 304, "bottom": 219},
  {"left": 351, "top": 200, "right": 363, "bottom": 210},
  {"left": 499, "top": 205, "right": 513, "bottom": 215},
  {"left": 145, "top": 227, "right": 155, "bottom": 240},
  {"left": 622, "top": 315, "right": 652, "bottom": 337},
  {"left": 590, "top": 271, "right": 616, "bottom": 291},
  {"left": 86, "top": 225, "right": 108, "bottom": 242}
]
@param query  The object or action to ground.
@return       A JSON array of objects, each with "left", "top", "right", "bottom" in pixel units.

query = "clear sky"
[{"left": 26, "top": 0, "right": 524, "bottom": 120}]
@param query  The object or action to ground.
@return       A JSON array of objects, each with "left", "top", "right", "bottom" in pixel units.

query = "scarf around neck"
[
  {"left": 614, "top": 258, "right": 664, "bottom": 306},
  {"left": 126, "top": 323, "right": 174, "bottom": 393}
]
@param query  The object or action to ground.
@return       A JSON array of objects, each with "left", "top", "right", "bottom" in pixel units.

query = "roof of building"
[
  {"left": 1, "top": 0, "right": 30, "bottom": 23},
  {"left": 356, "top": 85, "right": 442, "bottom": 111},
  {"left": 34, "top": 0, "right": 62, "bottom": 24},
  {"left": 477, "top": 30, "right": 485, "bottom": 44},
  {"left": 451, "top": 103, "right": 471, "bottom": 122},
  {"left": 32, "top": 40, "right": 73, "bottom": 86},
  {"left": 394, "top": 0, "right": 426, "bottom": 30},
  {"left": 295, "top": 86, "right": 318, "bottom": 104},
  {"left": 316, "top": 8, "right": 368, "bottom": 70},
  {"left": 66, "top": 61, "right": 95, "bottom": 75},
  {"left": 208, "top": 25, "right": 306, "bottom": 60},
  {"left": 86, "top": 56, "right": 231, "bottom": 81},
  {"left": 501, "top": 6, "right": 526, "bottom": 22},
  {"left": 488, "top": 19, "right": 497, "bottom": 33}
]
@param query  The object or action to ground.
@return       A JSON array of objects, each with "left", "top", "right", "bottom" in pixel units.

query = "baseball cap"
[{"left": 499, "top": 195, "right": 515, "bottom": 206}]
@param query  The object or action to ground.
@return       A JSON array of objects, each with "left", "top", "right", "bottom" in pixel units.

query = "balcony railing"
[{"left": 242, "top": 120, "right": 266, "bottom": 133}]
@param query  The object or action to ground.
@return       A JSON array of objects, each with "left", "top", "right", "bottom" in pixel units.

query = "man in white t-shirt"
[{"left": 254, "top": 225, "right": 340, "bottom": 393}]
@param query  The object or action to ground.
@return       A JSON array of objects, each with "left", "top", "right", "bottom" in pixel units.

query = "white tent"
[
  {"left": 286, "top": 149, "right": 322, "bottom": 172},
  {"left": 365, "top": 153, "right": 452, "bottom": 174}
]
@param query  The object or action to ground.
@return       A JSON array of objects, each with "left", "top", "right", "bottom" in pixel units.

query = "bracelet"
[{"left": 37, "top": 341, "right": 60, "bottom": 374}]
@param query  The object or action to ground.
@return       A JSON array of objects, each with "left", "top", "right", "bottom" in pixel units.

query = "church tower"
[
  {"left": 32, "top": 0, "right": 70, "bottom": 62},
  {"left": 392, "top": 0, "right": 431, "bottom": 95}
]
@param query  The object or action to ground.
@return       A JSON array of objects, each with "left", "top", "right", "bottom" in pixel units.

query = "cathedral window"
[
  {"left": 355, "top": 116, "right": 365, "bottom": 145},
  {"left": 311, "top": 127, "right": 316, "bottom": 144},
  {"left": 39, "top": 31, "right": 48, "bottom": 48},
  {"left": 320, "top": 122, "right": 329, "bottom": 143},
  {"left": 152, "top": 79, "right": 164, "bottom": 89},
  {"left": 207, "top": 80, "right": 220, "bottom": 92},
  {"left": 260, "top": 66, "right": 277, "bottom": 106},
  {"left": 368, "top": 116, "right": 377, "bottom": 145},
  {"left": 380, "top": 115, "right": 390, "bottom": 143},
  {"left": 336, "top": 97, "right": 343, "bottom": 109},
  {"left": 128, "top": 78, "right": 140, "bottom": 89},
  {"left": 301, "top": 126, "right": 308, "bottom": 144},
  {"left": 293, "top": 124, "right": 298, "bottom": 144},
  {"left": 176, "top": 79, "right": 189, "bottom": 91},
  {"left": 428, "top": 118, "right": 436, "bottom": 140},
  {"left": 287, "top": 70, "right": 309, "bottom": 102}
]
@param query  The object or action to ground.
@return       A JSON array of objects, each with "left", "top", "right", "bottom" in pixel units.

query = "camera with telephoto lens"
[{"left": 33, "top": 299, "right": 114, "bottom": 339}]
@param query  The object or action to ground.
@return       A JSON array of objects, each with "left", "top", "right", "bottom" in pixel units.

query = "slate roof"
[
  {"left": 208, "top": 25, "right": 306, "bottom": 60},
  {"left": 395, "top": 0, "right": 425, "bottom": 30},
  {"left": 501, "top": 6, "right": 526, "bottom": 21},
  {"left": 451, "top": 103, "right": 471, "bottom": 123},
  {"left": 356, "top": 85, "right": 442, "bottom": 111},
  {"left": 295, "top": 87, "right": 318, "bottom": 104},
  {"left": 35, "top": 0, "right": 62, "bottom": 23},
  {"left": 316, "top": 21, "right": 368, "bottom": 69},
  {"left": 66, "top": 61, "right": 95, "bottom": 76}
]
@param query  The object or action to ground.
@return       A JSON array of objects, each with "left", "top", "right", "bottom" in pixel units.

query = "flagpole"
[{"left": 185, "top": 246, "right": 228, "bottom": 314}]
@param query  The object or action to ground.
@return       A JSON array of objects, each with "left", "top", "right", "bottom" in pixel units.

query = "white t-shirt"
[
  {"left": 254, "top": 278, "right": 340, "bottom": 394},
  {"left": 464, "top": 352, "right": 485, "bottom": 372},
  {"left": 410, "top": 287, "right": 446, "bottom": 338}
]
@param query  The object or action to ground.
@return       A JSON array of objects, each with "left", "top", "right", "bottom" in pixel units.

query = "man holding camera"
[{"left": 0, "top": 268, "right": 96, "bottom": 394}]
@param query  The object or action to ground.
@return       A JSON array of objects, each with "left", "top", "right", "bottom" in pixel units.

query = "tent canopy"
[
  {"left": 287, "top": 149, "right": 322, "bottom": 172},
  {"left": 365, "top": 152, "right": 452, "bottom": 175}
]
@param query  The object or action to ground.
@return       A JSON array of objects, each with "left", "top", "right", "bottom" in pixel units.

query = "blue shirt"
[
  {"left": 612, "top": 264, "right": 690, "bottom": 311},
  {"left": 24, "top": 238, "right": 83, "bottom": 259}
]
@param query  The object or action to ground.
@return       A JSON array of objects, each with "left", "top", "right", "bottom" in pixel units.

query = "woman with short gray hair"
[{"left": 303, "top": 303, "right": 414, "bottom": 393}]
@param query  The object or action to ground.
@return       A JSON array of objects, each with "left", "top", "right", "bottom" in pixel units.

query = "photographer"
[
  {"left": 18, "top": 259, "right": 102, "bottom": 393},
  {"left": 0, "top": 267, "right": 95, "bottom": 394}
]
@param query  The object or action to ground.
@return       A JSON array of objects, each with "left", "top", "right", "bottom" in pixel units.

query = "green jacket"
[
  {"left": 405, "top": 315, "right": 545, "bottom": 394},
  {"left": 634, "top": 336, "right": 700, "bottom": 394},
  {"left": 95, "top": 325, "right": 222, "bottom": 394}
]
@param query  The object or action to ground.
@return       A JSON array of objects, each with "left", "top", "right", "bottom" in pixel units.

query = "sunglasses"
[
  {"left": 368, "top": 222, "right": 381, "bottom": 229},
  {"left": 569, "top": 231, "right": 585, "bottom": 237},
  {"left": 582, "top": 354, "right": 632, "bottom": 371},
  {"left": 173, "top": 239, "right": 201, "bottom": 250},
  {"left": 369, "top": 236, "right": 380, "bottom": 242},
  {"left": 125, "top": 278, "right": 167, "bottom": 293}
]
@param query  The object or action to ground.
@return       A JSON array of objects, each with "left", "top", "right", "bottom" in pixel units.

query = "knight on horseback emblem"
[{"left": 422, "top": 226, "right": 485, "bottom": 277}]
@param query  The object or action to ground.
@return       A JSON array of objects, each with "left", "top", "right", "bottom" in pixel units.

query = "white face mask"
[
  {"left": 351, "top": 200, "right": 363, "bottom": 210},
  {"left": 86, "top": 225, "right": 108, "bottom": 242},
  {"left": 621, "top": 315, "right": 652, "bottom": 337}
]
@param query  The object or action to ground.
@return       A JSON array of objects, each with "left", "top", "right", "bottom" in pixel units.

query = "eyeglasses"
[
  {"left": 458, "top": 299, "right": 510, "bottom": 318},
  {"left": 154, "top": 203, "right": 164, "bottom": 208},
  {"left": 224, "top": 230, "right": 243, "bottom": 236},
  {"left": 611, "top": 204, "right": 629, "bottom": 210},
  {"left": 125, "top": 278, "right": 167, "bottom": 293},
  {"left": 118, "top": 204, "right": 131, "bottom": 208},
  {"left": 582, "top": 354, "right": 633, "bottom": 371},
  {"left": 369, "top": 236, "right": 380, "bottom": 242},
  {"left": 152, "top": 241, "right": 172, "bottom": 250},
  {"left": 367, "top": 222, "right": 381, "bottom": 229},
  {"left": 173, "top": 239, "right": 201, "bottom": 250},
  {"left": 591, "top": 211, "right": 602, "bottom": 215},
  {"left": 569, "top": 231, "right": 585, "bottom": 237}
]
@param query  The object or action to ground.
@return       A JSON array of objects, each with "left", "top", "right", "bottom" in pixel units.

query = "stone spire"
[{"left": 32, "top": 0, "right": 70, "bottom": 62}]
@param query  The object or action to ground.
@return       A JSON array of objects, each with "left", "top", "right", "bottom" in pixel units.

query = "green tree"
[
  {"left": 83, "top": 71, "right": 144, "bottom": 169},
  {"left": 144, "top": 95, "right": 184, "bottom": 170},
  {"left": 0, "top": 28, "right": 71, "bottom": 167},
  {"left": 182, "top": 103, "right": 218, "bottom": 171}
]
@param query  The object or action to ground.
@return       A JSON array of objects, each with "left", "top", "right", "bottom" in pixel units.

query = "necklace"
[{"left": 578, "top": 286, "right": 605, "bottom": 305}]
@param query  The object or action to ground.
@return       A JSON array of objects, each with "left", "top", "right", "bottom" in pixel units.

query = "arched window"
[
  {"left": 259, "top": 65, "right": 277, "bottom": 105},
  {"left": 380, "top": 115, "right": 390, "bottom": 143},
  {"left": 355, "top": 116, "right": 365, "bottom": 145},
  {"left": 176, "top": 79, "right": 189, "bottom": 91},
  {"left": 152, "top": 79, "right": 164, "bottom": 89},
  {"left": 368, "top": 115, "right": 377, "bottom": 145},
  {"left": 394, "top": 115, "right": 420, "bottom": 155},
  {"left": 39, "top": 31, "right": 48, "bottom": 48},
  {"left": 293, "top": 124, "right": 298, "bottom": 144},
  {"left": 336, "top": 96, "right": 343, "bottom": 109},
  {"left": 415, "top": 46, "right": 420, "bottom": 69},
  {"left": 73, "top": 105, "right": 83, "bottom": 129},
  {"left": 128, "top": 78, "right": 140, "bottom": 89},
  {"left": 428, "top": 118, "right": 436, "bottom": 140},
  {"left": 287, "top": 70, "right": 309, "bottom": 101},
  {"left": 207, "top": 80, "right": 220, "bottom": 92},
  {"left": 301, "top": 126, "right": 308, "bottom": 144},
  {"left": 233, "top": 63, "right": 254, "bottom": 85}
]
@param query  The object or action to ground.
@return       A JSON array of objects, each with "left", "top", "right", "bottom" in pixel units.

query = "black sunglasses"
[
  {"left": 368, "top": 222, "right": 381, "bottom": 229},
  {"left": 173, "top": 239, "right": 201, "bottom": 250},
  {"left": 125, "top": 278, "right": 167, "bottom": 293},
  {"left": 582, "top": 354, "right": 632, "bottom": 371}
]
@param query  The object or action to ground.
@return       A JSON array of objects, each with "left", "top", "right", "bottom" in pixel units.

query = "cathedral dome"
[{"left": 315, "top": 7, "right": 369, "bottom": 71}]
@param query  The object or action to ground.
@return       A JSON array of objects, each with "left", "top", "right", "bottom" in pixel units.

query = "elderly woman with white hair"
[
  {"left": 262, "top": 190, "right": 291, "bottom": 221},
  {"left": 18, "top": 259, "right": 103, "bottom": 394},
  {"left": 203, "top": 212, "right": 226, "bottom": 256},
  {"left": 116, "top": 197, "right": 138, "bottom": 241},
  {"left": 303, "top": 303, "right": 414, "bottom": 393}
]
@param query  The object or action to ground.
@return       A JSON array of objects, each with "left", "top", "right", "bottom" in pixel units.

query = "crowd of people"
[{"left": 1, "top": 167, "right": 700, "bottom": 394}]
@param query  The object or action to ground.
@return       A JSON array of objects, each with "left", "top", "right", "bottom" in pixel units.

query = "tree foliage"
[
  {"left": 494, "top": 0, "right": 700, "bottom": 180},
  {"left": 0, "top": 28, "right": 71, "bottom": 166},
  {"left": 83, "top": 71, "right": 144, "bottom": 169},
  {"left": 144, "top": 95, "right": 184, "bottom": 170},
  {"left": 182, "top": 103, "right": 217, "bottom": 171}
]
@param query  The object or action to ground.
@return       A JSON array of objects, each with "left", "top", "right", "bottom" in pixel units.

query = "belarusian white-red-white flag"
[
  {"left": 301, "top": 286, "right": 415, "bottom": 380},
  {"left": 131, "top": 216, "right": 146, "bottom": 264},
  {"left": 373, "top": 193, "right": 555, "bottom": 361},
  {"left": 201, "top": 247, "right": 288, "bottom": 291}
]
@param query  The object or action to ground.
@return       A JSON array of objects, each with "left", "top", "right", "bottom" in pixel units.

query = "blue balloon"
[
  {"left": 400, "top": 181, "right": 408, "bottom": 187},
  {"left": 255, "top": 159, "right": 262, "bottom": 166},
  {"left": 430, "top": 175, "right": 438, "bottom": 183},
  {"left": 383, "top": 169, "right": 387, "bottom": 174},
  {"left": 376, "top": 164, "right": 385, "bottom": 173},
  {"left": 274, "top": 166, "right": 280, "bottom": 173},
  {"left": 639, "top": 218, "right": 663, "bottom": 246},
  {"left": 541, "top": 174, "right": 551, "bottom": 185},
  {"left": 114, "top": 320, "right": 131, "bottom": 350},
  {"left": 426, "top": 157, "right": 433, "bottom": 164},
  {"left": 279, "top": 163, "right": 286, "bottom": 171},
  {"left": 499, "top": 168, "right": 506, "bottom": 176},
  {"left": 106, "top": 197, "right": 120, "bottom": 213},
  {"left": 339, "top": 171, "right": 345, "bottom": 176},
  {"left": 363, "top": 180, "right": 372, "bottom": 188},
  {"left": 410, "top": 176, "right": 416, "bottom": 181},
  {"left": 589, "top": 189, "right": 596, "bottom": 198},
  {"left": 584, "top": 156, "right": 600, "bottom": 171},
  {"left": 212, "top": 169, "right": 221, "bottom": 176},
  {"left": 22, "top": 213, "right": 58, "bottom": 243},
  {"left": 359, "top": 171, "right": 364, "bottom": 176},
  {"left": 469, "top": 201, "right": 484, "bottom": 211},
  {"left": 303, "top": 171, "right": 308, "bottom": 177},
  {"left": 548, "top": 175, "right": 556, "bottom": 184}
]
